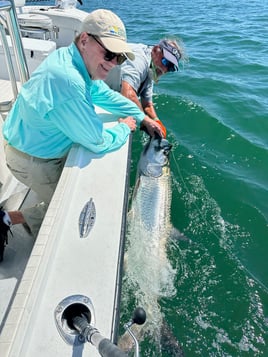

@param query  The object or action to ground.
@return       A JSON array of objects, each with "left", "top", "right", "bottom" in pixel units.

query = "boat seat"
[
  {"left": 15, "top": 0, "right": 58, "bottom": 40},
  {"left": 17, "top": 13, "right": 53, "bottom": 31},
  {"left": 17, "top": 13, "right": 55, "bottom": 40}
]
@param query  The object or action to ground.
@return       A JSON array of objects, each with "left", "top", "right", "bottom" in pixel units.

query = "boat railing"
[{"left": 0, "top": 0, "right": 29, "bottom": 112}]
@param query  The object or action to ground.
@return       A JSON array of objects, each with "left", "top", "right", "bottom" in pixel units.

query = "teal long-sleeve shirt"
[{"left": 3, "top": 43, "right": 145, "bottom": 159}]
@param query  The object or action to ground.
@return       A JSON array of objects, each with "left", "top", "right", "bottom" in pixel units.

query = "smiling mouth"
[{"left": 102, "top": 63, "right": 114, "bottom": 72}]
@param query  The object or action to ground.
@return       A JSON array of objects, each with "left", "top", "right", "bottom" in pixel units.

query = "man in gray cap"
[
  {"left": 105, "top": 38, "right": 185, "bottom": 137},
  {"left": 1, "top": 9, "right": 163, "bottom": 260}
]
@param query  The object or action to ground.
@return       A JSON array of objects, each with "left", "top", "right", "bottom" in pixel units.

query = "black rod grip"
[{"left": 98, "top": 338, "right": 128, "bottom": 357}]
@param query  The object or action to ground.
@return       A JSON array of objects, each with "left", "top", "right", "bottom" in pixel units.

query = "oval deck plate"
[{"left": 79, "top": 198, "right": 96, "bottom": 238}]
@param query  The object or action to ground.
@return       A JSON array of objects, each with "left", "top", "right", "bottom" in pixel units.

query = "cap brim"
[
  {"left": 100, "top": 37, "right": 135, "bottom": 60},
  {"left": 162, "top": 48, "right": 178, "bottom": 68}
]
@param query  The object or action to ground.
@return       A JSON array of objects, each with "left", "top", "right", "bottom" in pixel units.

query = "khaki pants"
[{"left": 5, "top": 144, "right": 66, "bottom": 237}]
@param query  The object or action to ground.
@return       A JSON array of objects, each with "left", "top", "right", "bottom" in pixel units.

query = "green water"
[{"left": 82, "top": 0, "right": 268, "bottom": 355}]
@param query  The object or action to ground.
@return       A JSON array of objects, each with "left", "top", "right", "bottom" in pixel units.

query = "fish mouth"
[
  {"left": 153, "top": 134, "right": 172, "bottom": 156},
  {"left": 138, "top": 134, "right": 173, "bottom": 178},
  {"left": 163, "top": 143, "right": 172, "bottom": 156},
  {"left": 153, "top": 133, "right": 172, "bottom": 150}
]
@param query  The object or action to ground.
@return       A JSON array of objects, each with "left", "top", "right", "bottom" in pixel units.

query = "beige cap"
[{"left": 80, "top": 9, "right": 135, "bottom": 61}]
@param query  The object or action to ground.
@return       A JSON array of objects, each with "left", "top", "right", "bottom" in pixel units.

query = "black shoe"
[{"left": 0, "top": 208, "right": 12, "bottom": 262}]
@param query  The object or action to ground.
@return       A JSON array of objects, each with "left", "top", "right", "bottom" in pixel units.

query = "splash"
[{"left": 124, "top": 206, "right": 177, "bottom": 337}]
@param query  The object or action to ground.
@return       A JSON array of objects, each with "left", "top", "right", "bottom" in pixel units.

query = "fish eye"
[{"left": 153, "top": 143, "right": 162, "bottom": 151}]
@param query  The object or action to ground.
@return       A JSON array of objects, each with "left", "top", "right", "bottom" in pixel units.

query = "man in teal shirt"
[{"left": 0, "top": 9, "right": 163, "bottom": 261}]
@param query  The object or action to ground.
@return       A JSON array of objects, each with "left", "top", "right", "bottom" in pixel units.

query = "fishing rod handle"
[
  {"left": 98, "top": 338, "right": 128, "bottom": 357},
  {"left": 73, "top": 316, "right": 127, "bottom": 357}
]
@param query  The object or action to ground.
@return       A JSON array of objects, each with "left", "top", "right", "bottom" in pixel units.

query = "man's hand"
[
  {"left": 118, "top": 116, "right": 137, "bottom": 131},
  {"left": 140, "top": 116, "right": 166, "bottom": 137}
]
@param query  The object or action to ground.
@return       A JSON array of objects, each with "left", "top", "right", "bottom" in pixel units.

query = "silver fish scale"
[{"left": 133, "top": 173, "right": 172, "bottom": 233}]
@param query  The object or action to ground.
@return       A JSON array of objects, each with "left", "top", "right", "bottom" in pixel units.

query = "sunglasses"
[
  {"left": 88, "top": 34, "right": 127, "bottom": 65},
  {"left": 161, "top": 58, "right": 177, "bottom": 72}
]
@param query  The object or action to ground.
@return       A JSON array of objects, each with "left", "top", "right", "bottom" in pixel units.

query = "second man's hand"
[{"left": 140, "top": 116, "right": 165, "bottom": 137}]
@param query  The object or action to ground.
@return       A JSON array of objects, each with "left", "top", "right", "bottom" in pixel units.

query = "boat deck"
[
  {"left": 0, "top": 79, "right": 15, "bottom": 100},
  {"left": 0, "top": 79, "right": 20, "bottom": 109},
  {"left": 0, "top": 106, "right": 40, "bottom": 334},
  {"left": 0, "top": 75, "right": 44, "bottom": 332}
]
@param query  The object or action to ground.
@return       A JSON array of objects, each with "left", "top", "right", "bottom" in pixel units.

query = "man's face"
[
  {"left": 151, "top": 45, "right": 169, "bottom": 78},
  {"left": 79, "top": 32, "right": 118, "bottom": 80}
]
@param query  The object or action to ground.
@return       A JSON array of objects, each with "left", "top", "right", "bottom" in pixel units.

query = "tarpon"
[{"left": 119, "top": 134, "right": 184, "bottom": 356}]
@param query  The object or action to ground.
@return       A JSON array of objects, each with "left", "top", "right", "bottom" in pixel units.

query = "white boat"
[{"left": 0, "top": 1, "right": 136, "bottom": 355}]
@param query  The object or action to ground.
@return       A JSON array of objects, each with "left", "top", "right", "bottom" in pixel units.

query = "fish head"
[{"left": 138, "top": 134, "right": 172, "bottom": 177}]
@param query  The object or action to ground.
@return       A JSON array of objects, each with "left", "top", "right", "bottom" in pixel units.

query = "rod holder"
[{"left": 54, "top": 294, "right": 95, "bottom": 346}]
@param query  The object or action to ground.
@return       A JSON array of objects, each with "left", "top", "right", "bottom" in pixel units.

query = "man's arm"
[
  {"left": 141, "top": 99, "right": 158, "bottom": 119},
  {"left": 120, "top": 80, "right": 165, "bottom": 137},
  {"left": 121, "top": 80, "right": 144, "bottom": 111},
  {"left": 121, "top": 80, "right": 158, "bottom": 119}
]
